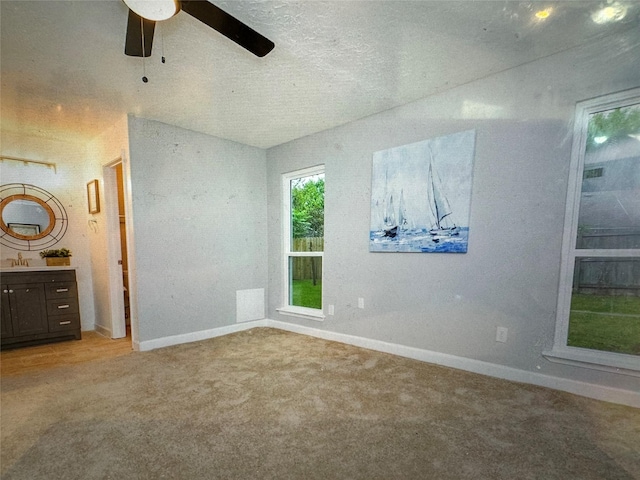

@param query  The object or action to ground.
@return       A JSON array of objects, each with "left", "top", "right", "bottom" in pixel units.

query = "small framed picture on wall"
[{"left": 87, "top": 179, "right": 100, "bottom": 214}]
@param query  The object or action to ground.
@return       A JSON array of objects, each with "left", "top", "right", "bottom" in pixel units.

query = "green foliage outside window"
[
  {"left": 586, "top": 105, "right": 640, "bottom": 152},
  {"left": 291, "top": 176, "right": 324, "bottom": 238},
  {"left": 290, "top": 174, "right": 324, "bottom": 302}
]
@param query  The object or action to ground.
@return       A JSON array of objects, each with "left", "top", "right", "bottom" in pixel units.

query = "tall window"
[
  {"left": 281, "top": 166, "right": 325, "bottom": 318},
  {"left": 550, "top": 89, "right": 640, "bottom": 373}
]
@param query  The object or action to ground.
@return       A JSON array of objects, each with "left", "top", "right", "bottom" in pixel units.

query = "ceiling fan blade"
[
  {"left": 125, "top": 9, "right": 156, "bottom": 57},
  {"left": 180, "top": 1, "right": 274, "bottom": 57}
]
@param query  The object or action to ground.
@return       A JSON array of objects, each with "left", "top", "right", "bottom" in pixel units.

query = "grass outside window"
[
  {"left": 568, "top": 294, "right": 640, "bottom": 355},
  {"left": 291, "top": 279, "right": 322, "bottom": 310}
]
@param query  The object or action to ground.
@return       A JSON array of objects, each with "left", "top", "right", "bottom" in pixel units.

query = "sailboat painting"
[{"left": 370, "top": 130, "right": 476, "bottom": 253}]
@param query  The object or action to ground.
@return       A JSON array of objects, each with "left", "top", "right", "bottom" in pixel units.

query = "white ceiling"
[{"left": 1, "top": 0, "right": 639, "bottom": 149}]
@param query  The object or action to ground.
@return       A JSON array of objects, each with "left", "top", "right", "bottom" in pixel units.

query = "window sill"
[
  {"left": 276, "top": 306, "right": 325, "bottom": 322},
  {"left": 542, "top": 347, "right": 640, "bottom": 378}
]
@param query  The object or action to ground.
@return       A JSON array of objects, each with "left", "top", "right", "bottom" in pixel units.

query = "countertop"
[{"left": 0, "top": 266, "right": 77, "bottom": 273}]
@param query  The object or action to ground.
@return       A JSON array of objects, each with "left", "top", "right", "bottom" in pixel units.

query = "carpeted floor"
[{"left": 1, "top": 327, "right": 639, "bottom": 479}]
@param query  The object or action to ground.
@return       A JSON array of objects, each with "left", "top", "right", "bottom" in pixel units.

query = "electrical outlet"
[
  {"left": 496, "top": 326, "right": 508, "bottom": 343},
  {"left": 328, "top": 304, "right": 335, "bottom": 315},
  {"left": 358, "top": 297, "right": 364, "bottom": 309}
]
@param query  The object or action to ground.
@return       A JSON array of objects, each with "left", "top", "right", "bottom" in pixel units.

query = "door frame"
[{"left": 103, "top": 156, "right": 139, "bottom": 348}]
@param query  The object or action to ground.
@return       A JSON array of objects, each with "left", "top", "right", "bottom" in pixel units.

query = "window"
[
  {"left": 546, "top": 88, "right": 640, "bottom": 375},
  {"left": 279, "top": 166, "right": 325, "bottom": 320}
]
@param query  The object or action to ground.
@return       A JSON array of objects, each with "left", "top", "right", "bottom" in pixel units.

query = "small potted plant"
[{"left": 40, "top": 248, "right": 72, "bottom": 266}]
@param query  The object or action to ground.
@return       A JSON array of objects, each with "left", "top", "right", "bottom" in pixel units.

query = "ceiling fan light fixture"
[
  {"left": 123, "top": 0, "right": 180, "bottom": 21},
  {"left": 124, "top": 0, "right": 275, "bottom": 58}
]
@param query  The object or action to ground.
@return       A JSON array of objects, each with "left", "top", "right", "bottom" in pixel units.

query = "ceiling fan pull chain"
[
  {"left": 141, "top": 16, "right": 148, "bottom": 83},
  {"left": 160, "top": 24, "right": 166, "bottom": 64}
]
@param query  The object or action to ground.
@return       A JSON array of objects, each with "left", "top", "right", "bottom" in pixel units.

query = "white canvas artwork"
[{"left": 370, "top": 130, "right": 476, "bottom": 253}]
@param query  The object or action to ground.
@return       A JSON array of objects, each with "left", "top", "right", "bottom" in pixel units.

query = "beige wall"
[
  {"left": 0, "top": 131, "right": 96, "bottom": 330},
  {"left": 85, "top": 115, "right": 131, "bottom": 337}
]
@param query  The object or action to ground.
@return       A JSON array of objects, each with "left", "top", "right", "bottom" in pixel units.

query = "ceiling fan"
[{"left": 123, "top": 0, "right": 275, "bottom": 58}]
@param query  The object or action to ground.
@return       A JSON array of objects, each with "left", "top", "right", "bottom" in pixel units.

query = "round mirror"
[
  {"left": 0, "top": 195, "right": 55, "bottom": 240},
  {"left": 0, "top": 183, "right": 68, "bottom": 251}
]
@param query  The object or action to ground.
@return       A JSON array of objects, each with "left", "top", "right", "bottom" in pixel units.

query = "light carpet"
[{"left": 1, "top": 328, "right": 638, "bottom": 479}]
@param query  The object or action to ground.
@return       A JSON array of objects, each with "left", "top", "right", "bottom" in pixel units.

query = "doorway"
[
  {"left": 103, "top": 158, "right": 135, "bottom": 345},
  {"left": 115, "top": 163, "right": 131, "bottom": 330}
]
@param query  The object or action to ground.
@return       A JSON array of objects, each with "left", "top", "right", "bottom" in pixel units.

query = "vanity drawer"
[
  {"left": 47, "top": 314, "right": 80, "bottom": 332},
  {"left": 46, "top": 298, "right": 79, "bottom": 316},
  {"left": 45, "top": 282, "right": 77, "bottom": 299}
]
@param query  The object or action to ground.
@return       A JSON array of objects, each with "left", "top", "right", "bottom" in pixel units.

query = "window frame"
[
  {"left": 277, "top": 165, "right": 325, "bottom": 321},
  {"left": 544, "top": 88, "right": 640, "bottom": 377}
]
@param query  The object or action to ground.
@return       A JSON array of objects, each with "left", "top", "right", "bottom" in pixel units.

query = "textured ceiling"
[{"left": 1, "top": 1, "right": 639, "bottom": 149}]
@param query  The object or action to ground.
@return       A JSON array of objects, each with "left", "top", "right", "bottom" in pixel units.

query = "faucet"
[{"left": 10, "top": 253, "right": 29, "bottom": 267}]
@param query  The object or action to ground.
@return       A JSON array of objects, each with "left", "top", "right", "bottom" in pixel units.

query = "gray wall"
[
  {"left": 266, "top": 29, "right": 640, "bottom": 391},
  {"left": 128, "top": 117, "right": 268, "bottom": 342}
]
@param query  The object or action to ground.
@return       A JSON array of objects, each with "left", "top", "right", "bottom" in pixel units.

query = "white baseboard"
[
  {"left": 93, "top": 323, "right": 112, "bottom": 338},
  {"left": 266, "top": 319, "right": 640, "bottom": 409},
  {"left": 132, "top": 318, "right": 639, "bottom": 408},
  {"left": 137, "top": 319, "right": 268, "bottom": 351}
]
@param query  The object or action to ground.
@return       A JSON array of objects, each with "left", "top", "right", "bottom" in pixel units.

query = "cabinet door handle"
[
  {"left": 8, "top": 290, "right": 13, "bottom": 294},
  {"left": 56, "top": 288, "right": 69, "bottom": 293},
  {"left": 3, "top": 289, "right": 7, "bottom": 294},
  {"left": 57, "top": 304, "right": 70, "bottom": 309},
  {"left": 59, "top": 321, "right": 72, "bottom": 325}
]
